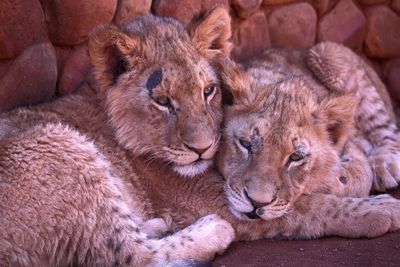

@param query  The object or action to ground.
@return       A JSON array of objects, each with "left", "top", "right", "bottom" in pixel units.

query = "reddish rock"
[
  {"left": 268, "top": 3, "right": 317, "bottom": 49},
  {"left": 358, "top": 0, "right": 388, "bottom": 4},
  {"left": 152, "top": 0, "right": 201, "bottom": 24},
  {"left": 360, "top": 54, "right": 384, "bottom": 79},
  {"left": 318, "top": 0, "right": 366, "bottom": 50},
  {"left": 0, "top": 42, "right": 57, "bottom": 112},
  {"left": 232, "top": 11, "right": 271, "bottom": 61},
  {"left": 311, "top": 0, "right": 339, "bottom": 17},
  {"left": 41, "top": 0, "right": 117, "bottom": 46},
  {"left": 57, "top": 43, "right": 91, "bottom": 95},
  {"left": 232, "top": 0, "right": 262, "bottom": 18},
  {"left": 391, "top": 0, "right": 400, "bottom": 15},
  {"left": 113, "top": 0, "right": 152, "bottom": 27},
  {"left": 262, "top": 0, "right": 297, "bottom": 6},
  {"left": 364, "top": 6, "right": 400, "bottom": 59},
  {"left": 54, "top": 46, "right": 72, "bottom": 76},
  {"left": 385, "top": 58, "right": 400, "bottom": 102},
  {"left": 201, "top": 0, "right": 230, "bottom": 12},
  {"left": 0, "top": 59, "right": 13, "bottom": 79},
  {"left": 0, "top": 0, "right": 45, "bottom": 59}
]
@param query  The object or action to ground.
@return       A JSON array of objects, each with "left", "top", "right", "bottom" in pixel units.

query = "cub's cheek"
[
  {"left": 256, "top": 206, "right": 288, "bottom": 220},
  {"left": 214, "top": 152, "right": 228, "bottom": 174}
]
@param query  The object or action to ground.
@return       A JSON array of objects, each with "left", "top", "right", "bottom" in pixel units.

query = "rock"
[
  {"left": 262, "top": 0, "right": 297, "bottom": 6},
  {"left": 232, "top": 0, "right": 262, "bottom": 18},
  {"left": 232, "top": 11, "right": 271, "bottom": 61},
  {"left": 0, "top": 0, "right": 45, "bottom": 59},
  {"left": 385, "top": 58, "right": 400, "bottom": 102},
  {"left": 311, "top": 0, "right": 339, "bottom": 17},
  {"left": 268, "top": 3, "right": 317, "bottom": 49},
  {"left": 364, "top": 6, "right": 400, "bottom": 59},
  {"left": 318, "top": 0, "right": 366, "bottom": 50},
  {"left": 152, "top": 0, "right": 201, "bottom": 24},
  {"left": 360, "top": 54, "right": 384, "bottom": 79},
  {"left": 202, "top": 0, "right": 230, "bottom": 12},
  {"left": 57, "top": 43, "right": 91, "bottom": 95},
  {"left": 41, "top": 0, "right": 117, "bottom": 46},
  {"left": 391, "top": 0, "right": 400, "bottom": 15},
  {"left": 113, "top": 0, "right": 152, "bottom": 27},
  {"left": 0, "top": 42, "right": 57, "bottom": 112},
  {"left": 0, "top": 59, "right": 13, "bottom": 79},
  {"left": 358, "top": 0, "right": 388, "bottom": 4},
  {"left": 54, "top": 46, "right": 72, "bottom": 76}
]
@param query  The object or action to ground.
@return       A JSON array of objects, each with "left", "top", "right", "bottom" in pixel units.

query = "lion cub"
[
  {"left": 216, "top": 43, "right": 400, "bottom": 238},
  {"left": 0, "top": 9, "right": 235, "bottom": 266}
]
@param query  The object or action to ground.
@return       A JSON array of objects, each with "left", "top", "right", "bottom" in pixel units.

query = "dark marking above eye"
[
  {"left": 339, "top": 176, "right": 348, "bottom": 184},
  {"left": 107, "top": 238, "right": 114, "bottom": 249},
  {"left": 250, "top": 133, "right": 263, "bottom": 154},
  {"left": 146, "top": 69, "right": 163, "bottom": 94},
  {"left": 294, "top": 144, "right": 307, "bottom": 156},
  {"left": 125, "top": 255, "right": 133, "bottom": 264}
]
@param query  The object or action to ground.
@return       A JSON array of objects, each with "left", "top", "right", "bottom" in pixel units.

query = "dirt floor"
[{"left": 213, "top": 189, "right": 400, "bottom": 267}]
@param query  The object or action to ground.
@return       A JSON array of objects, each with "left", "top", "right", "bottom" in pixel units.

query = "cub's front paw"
[
  {"left": 187, "top": 214, "right": 235, "bottom": 260},
  {"left": 367, "top": 194, "right": 400, "bottom": 234},
  {"left": 152, "top": 214, "right": 234, "bottom": 264},
  {"left": 369, "top": 149, "right": 400, "bottom": 192}
]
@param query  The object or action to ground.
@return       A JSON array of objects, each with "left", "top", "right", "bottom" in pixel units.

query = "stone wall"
[{"left": 0, "top": 0, "right": 399, "bottom": 112}]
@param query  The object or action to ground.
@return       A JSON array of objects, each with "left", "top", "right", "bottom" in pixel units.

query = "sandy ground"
[{"left": 213, "top": 189, "right": 400, "bottom": 267}]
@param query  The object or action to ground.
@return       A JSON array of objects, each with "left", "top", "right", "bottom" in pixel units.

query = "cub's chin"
[{"left": 173, "top": 159, "right": 213, "bottom": 177}]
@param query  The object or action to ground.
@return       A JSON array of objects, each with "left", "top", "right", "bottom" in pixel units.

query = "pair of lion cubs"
[{"left": 1, "top": 7, "right": 400, "bottom": 267}]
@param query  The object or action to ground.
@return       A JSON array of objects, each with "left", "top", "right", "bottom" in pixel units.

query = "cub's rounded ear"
[
  {"left": 216, "top": 56, "right": 251, "bottom": 106},
  {"left": 188, "top": 7, "right": 232, "bottom": 58},
  {"left": 314, "top": 94, "right": 359, "bottom": 150},
  {"left": 88, "top": 25, "right": 142, "bottom": 88}
]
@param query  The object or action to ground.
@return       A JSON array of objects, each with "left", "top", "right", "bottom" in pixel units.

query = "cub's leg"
[
  {"left": 141, "top": 218, "right": 170, "bottom": 238},
  {"left": 307, "top": 42, "right": 400, "bottom": 191},
  {"left": 280, "top": 193, "right": 400, "bottom": 239},
  {"left": 335, "top": 140, "right": 373, "bottom": 197},
  {"left": 0, "top": 124, "right": 234, "bottom": 266}
]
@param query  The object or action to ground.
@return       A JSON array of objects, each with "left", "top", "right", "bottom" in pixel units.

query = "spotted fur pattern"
[{"left": 308, "top": 42, "right": 400, "bottom": 191}]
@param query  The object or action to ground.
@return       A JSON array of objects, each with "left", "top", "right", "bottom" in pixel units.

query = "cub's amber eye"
[
  {"left": 204, "top": 84, "right": 218, "bottom": 99},
  {"left": 154, "top": 95, "right": 171, "bottom": 107},
  {"left": 289, "top": 152, "right": 303, "bottom": 162},
  {"left": 239, "top": 139, "right": 252, "bottom": 152}
]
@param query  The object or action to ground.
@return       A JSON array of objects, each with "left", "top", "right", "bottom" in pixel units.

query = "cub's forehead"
[
  {"left": 141, "top": 58, "right": 217, "bottom": 99},
  {"left": 197, "top": 60, "right": 218, "bottom": 81},
  {"left": 225, "top": 112, "right": 267, "bottom": 136},
  {"left": 225, "top": 108, "right": 303, "bottom": 138},
  {"left": 154, "top": 53, "right": 216, "bottom": 77}
]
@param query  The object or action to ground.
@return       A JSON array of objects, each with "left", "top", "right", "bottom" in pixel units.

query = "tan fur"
[
  {"left": 308, "top": 42, "right": 400, "bottom": 191},
  {"left": 0, "top": 10, "right": 236, "bottom": 266},
  {"left": 216, "top": 42, "right": 400, "bottom": 238},
  {"left": 220, "top": 42, "right": 400, "bottom": 192},
  {"left": 1, "top": 13, "right": 400, "bottom": 267}
]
